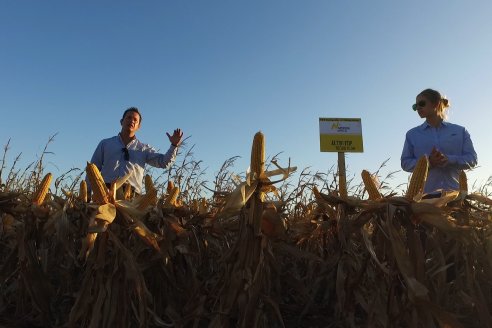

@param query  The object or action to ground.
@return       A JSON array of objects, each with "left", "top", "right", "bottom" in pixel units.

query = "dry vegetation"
[{"left": 0, "top": 134, "right": 491, "bottom": 328}]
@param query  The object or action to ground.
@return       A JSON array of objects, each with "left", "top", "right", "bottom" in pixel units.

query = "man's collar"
[{"left": 118, "top": 133, "right": 137, "bottom": 145}]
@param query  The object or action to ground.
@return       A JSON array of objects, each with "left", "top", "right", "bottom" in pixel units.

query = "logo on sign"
[{"left": 331, "top": 122, "right": 350, "bottom": 133}]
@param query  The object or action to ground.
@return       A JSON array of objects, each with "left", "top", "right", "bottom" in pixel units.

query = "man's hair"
[{"left": 121, "top": 107, "right": 142, "bottom": 123}]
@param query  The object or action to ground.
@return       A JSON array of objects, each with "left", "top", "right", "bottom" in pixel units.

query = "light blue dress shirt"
[
  {"left": 89, "top": 134, "right": 177, "bottom": 194},
  {"left": 401, "top": 121, "right": 477, "bottom": 194}
]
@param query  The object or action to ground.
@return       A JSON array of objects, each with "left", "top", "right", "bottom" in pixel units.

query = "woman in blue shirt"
[{"left": 401, "top": 89, "right": 477, "bottom": 195}]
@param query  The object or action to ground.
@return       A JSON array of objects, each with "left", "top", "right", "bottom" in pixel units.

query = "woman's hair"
[{"left": 418, "top": 88, "right": 450, "bottom": 120}]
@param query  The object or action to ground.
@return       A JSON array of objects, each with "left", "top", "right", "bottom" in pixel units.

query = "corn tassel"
[
  {"left": 32, "top": 173, "right": 52, "bottom": 205},
  {"left": 79, "top": 180, "right": 88, "bottom": 203},
  {"left": 86, "top": 162, "right": 109, "bottom": 204},
  {"left": 361, "top": 170, "right": 382, "bottom": 200},
  {"left": 406, "top": 155, "right": 429, "bottom": 200},
  {"left": 459, "top": 170, "right": 468, "bottom": 192},
  {"left": 250, "top": 131, "right": 265, "bottom": 178}
]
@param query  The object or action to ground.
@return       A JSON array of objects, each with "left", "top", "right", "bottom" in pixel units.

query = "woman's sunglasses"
[{"left": 412, "top": 101, "right": 426, "bottom": 111}]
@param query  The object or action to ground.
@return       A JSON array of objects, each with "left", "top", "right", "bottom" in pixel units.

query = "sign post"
[{"left": 319, "top": 118, "right": 364, "bottom": 198}]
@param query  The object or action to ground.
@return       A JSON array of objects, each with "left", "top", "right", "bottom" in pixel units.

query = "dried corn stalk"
[{"left": 211, "top": 131, "right": 279, "bottom": 327}]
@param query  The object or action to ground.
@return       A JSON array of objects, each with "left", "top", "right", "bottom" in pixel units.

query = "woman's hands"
[{"left": 429, "top": 146, "right": 448, "bottom": 167}]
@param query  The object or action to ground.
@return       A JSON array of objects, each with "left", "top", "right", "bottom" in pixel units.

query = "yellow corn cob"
[
  {"left": 166, "top": 180, "right": 175, "bottom": 195},
  {"left": 199, "top": 198, "right": 208, "bottom": 214},
  {"left": 79, "top": 180, "right": 88, "bottom": 202},
  {"left": 124, "top": 183, "right": 132, "bottom": 200},
  {"left": 250, "top": 131, "right": 265, "bottom": 178},
  {"left": 136, "top": 188, "right": 158, "bottom": 210},
  {"left": 32, "top": 173, "right": 52, "bottom": 205},
  {"left": 190, "top": 199, "right": 199, "bottom": 212},
  {"left": 86, "top": 162, "right": 109, "bottom": 204},
  {"left": 361, "top": 170, "right": 382, "bottom": 200},
  {"left": 459, "top": 170, "right": 468, "bottom": 192},
  {"left": 144, "top": 174, "right": 155, "bottom": 192},
  {"left": 405, "top": 155, "right": 429, "bottom": 200},
  {"left": 164, "top": 186, "right": 180, "bottom": 207}
]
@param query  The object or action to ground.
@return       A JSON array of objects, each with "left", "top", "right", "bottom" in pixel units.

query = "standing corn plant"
[{"left": 210, "top": 131, "right": 296, "bottom": 327}]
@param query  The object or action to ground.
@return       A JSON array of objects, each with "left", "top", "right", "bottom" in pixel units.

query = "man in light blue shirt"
[
  {"left": 401, "top": 89, "right": 477, "bottom": 195},
  {"left": 88, "top": 107, "right": 183, "bottom": 195}
]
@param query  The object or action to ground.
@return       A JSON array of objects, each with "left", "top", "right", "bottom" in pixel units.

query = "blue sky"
[{"left": 1, "top": 1, "right": 491, "bottom": 193}]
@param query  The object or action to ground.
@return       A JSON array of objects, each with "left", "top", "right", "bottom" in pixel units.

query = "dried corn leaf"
[
  {"left": 361, "top": 224, "right": 389, "bottom": 274},
  {"left": 418, "top": 213, "right": 471, "bottom": 234},
  {"left": 384, "top": 206, "right": 426, "bottom": 300},
  {"left": 133, "top": 219, "right": 161, "bottom": 251},
  {"left": 217, "top": 180, "right": 258, "bottom": 219},
  {"left": 467, "top": 192, "right": 492, "bottom": 206},
  {"left": 79, "top": 232, "right": 98, "bottom": 260},
  {"left": 93, "top": 203, "right": 117, "bottom": 223},
  {"left": 419, "top": 190, "right": 460, "bottom": 207}
]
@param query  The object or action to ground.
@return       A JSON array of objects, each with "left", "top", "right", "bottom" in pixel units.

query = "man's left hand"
[{"left": 167, "top": 128, "right": 183, "bottom": 147}]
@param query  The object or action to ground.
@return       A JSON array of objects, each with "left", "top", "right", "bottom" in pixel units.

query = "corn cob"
[
  {"left": 123, "top": 183, "right": 132, "bottom": 200},
  {"left": 86, "top": 162, "right": 109, "bottom": 204},
  {"left": 32, "top": 172, "right": 52, "bottom": 205},
  {"left": 136, "top": 188, "right": 158, "bottom": 210},
  {"left": 164, "top": 186, "right": 180, "bottom": 207},
  {"left": 144, "top": 174, "right": 155, "bottom": 192},
  {"left": 250, "top": 131, "right": 265, "bottom": 178},
  {"left": 199, "top": 198, "right": 208, "bottom": 214},
  {"left": 190, "top": 199, "right": 199, "bottom": 212},
  {"left": 79, "top": 180, "right": 88, "bottom": 202},
  {"left": 166, "top": 180, "right": 175, "bottom": 194},
  {"left": 459, "top": 170, "right": 468, "bottom": 192},
  {"left": 361, "top": 170, "right": 382, "bottom": 200},
  {"left": 405, "top": 155, "right": 429, "bottom": 200}
]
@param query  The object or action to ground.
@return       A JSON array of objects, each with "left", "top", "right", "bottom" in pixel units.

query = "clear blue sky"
[{"left": 1, "top": 1, "right": 491, "bottom": 193}]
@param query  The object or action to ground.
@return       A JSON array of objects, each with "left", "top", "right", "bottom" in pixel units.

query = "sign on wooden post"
[{"left": 319, "top": 118, "right": 364, "bottom": 198}]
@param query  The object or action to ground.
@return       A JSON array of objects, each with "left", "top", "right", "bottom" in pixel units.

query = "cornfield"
[{"left": 0, "top": 134, "right": 491, "bottom": 328}]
